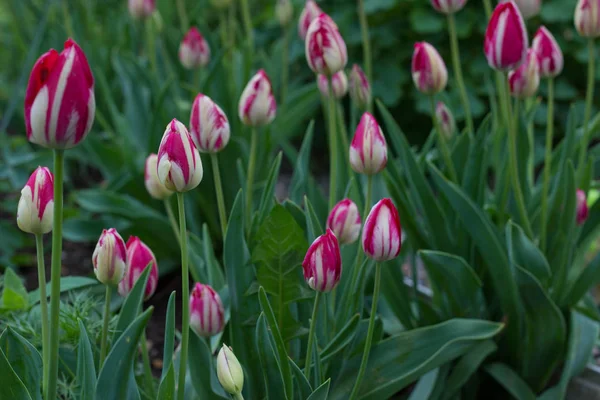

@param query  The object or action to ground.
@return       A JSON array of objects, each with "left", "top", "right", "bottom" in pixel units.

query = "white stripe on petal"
[
  {"left": 495, "top": 11, "right": 509, "bottom": 68},
  {"left": 49, "top": 47, "right": 76, "bottom": 145},
  {"left": 29, "top": 87, "right": 50, "bottom": 146}
]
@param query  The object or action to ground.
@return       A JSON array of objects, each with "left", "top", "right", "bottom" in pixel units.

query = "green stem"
[
  {"left": 35, "top": 234, "right": 49, "bottom": 396},
  {"left": 540, "top": 78, "right": 555, "bottom": 252},
  {"left": 240, "top": 0, "right": 254, "bottom": 49},
  {"left": 304, "top": 292, "right": 322, "bottom": 381},
  {"left": 357, "top": 0, "right": 372, "bottom": 112},
  {"left": 176, "top": 193, "right": 190, "bottom": 400},
  {"left": 46, "top": 149, "right": 64, "bottom": 400},
  {"left": 145, "top": 19, "right": 156, "bottom": 76},
  {"left": 526, "top": 98, "right": 535, "bottom": 187},
  {"left": 328, "top": 78, "right": 339, "bottom": 211},
  {"left": 336, "top": 101, "right": 353, "bottom": 179},
  {"left": 233, "top": 393, "right": 245, "bottom": 400},
  {"left": 219, "top": 11, "right": 229, "bottom": 48},
  {"left": 245, "top": 129, "right": 258, "bottom": 232},
  {"left": 281, "top": 25, "right": 291, "bottom": 104},
  {"left": 348, "top": 262, "right": 381, "bottom": 400},
  {"left": 176, "top": 0, "right": 189, "bottom": 32},
  {"left": 140, "top": 331, "right": 155, "bottom": 397},
  {"left": 577, "top": 38, "right": 596, "bottom": 184},
  {"left": 492, "top": 72, "right": 509, "bottom": 174},
  {"left": 164, "top": 199, "right": 181, "bottom": 246},
  {"left": 211, "top": 153, "right": 228, "bottom": 238},
  {"left": 447, "top": 13, "right": 473, "bottom": 134},
  {"left": 410, "top": 253, "right": 419, "bottom": 320},
  {"left": 99, "top": 285, "right": 112, "bottom": 367},
  {"left": 430, "top": 96, "right": 458, "bottom": 182},
  {"left": 483, "top": 0, "right": 493, "bottom": 19}
]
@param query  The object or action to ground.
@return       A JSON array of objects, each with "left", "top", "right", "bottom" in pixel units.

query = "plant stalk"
[
  {"left": 211, "top": 153, "right": 228, "bottom": 238},
  {"left": 164, "top": 199, "right": 181, "bottom": 245},
  {"left": 577, "top": 38, "right": 596, "bottom": 184},
  {"left": 99, "top": 285, "right": 112, "bottom": 367},
  {"left": 540, "top": 78, "right": 555, "bottom": 252},
  {"left": 304, "top": 291, "right": 322, "bottom": 381},
  {"left": 233, "top": 393, "right": 245, "bottom": 400},
  {"left": 281, "top": 24, "right": 291, "bottom": 104},
  {"left": 245, "top": 129, "right": 258, "bottom": 232},
  {"left": 145, "top": 19, "right": 157, "bottom": 76},
  {"left": 357, "top": 0, "right": 372, "bottom": 112},
  {"left": 328, "top": 78, "right": 339, "bottom": 211},
  {"left": 176, "top": 0, "right": 189, "bottom": 33},
  {"left": 483, "top": 0, "right": 493, "bottom": 18},
  {"left": 447, "top": 13, "right": 473, "bottom": 134},
  {"left": 240, "top": 0, "right": 254, "bottom": 49},
  {"left": 35, "top": 234, "right": 49, "bottom": 396},
  {"left": 430, "top": 96, "right": 458, "bottom": 182},
  {"left": 176, "top": 193, "right": 190, "bottom": 400}
]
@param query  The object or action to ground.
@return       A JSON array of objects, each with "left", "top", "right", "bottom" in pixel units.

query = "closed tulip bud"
[
  {"left": 217, "top": 344, "right": 244, "bottom": 395},
  {"left": 145, "top": 154, "right": 173, "bottom": 200},
  {"left": 17, "top": 167, "right": 54, "bottom": 235},
  {"left": 189, "top": 94, "right": 230, "bottom": 153},
  {"left": 327, "top": 199, "right": 361, "bottom": 245},
  {"left": 411, "top": 42, "right": 448, "bottom": 94},
  {"left": 305, "top": 14, "right": 348, "bottom": 76},
  {"left": 118, "top": 237, "right": 158, "bottom": 300},
  {"left": 157, "top": 119, "right": 203, "bottom": 192},
  {"left": 532, "top": 27, "right": 563, "bottom": 78},
  {"left": 179, "top": 27, "right": 210, "bottom": 69},
  {"left": 484, "top": 1, "right": 528, "bottom": 71},
  {"left": 510, "top": 0, "right": 541, "bottom": 19},
  {"left": 577, "top": 189, "right": 589, "bottom": 225},
  {"left": 436, "top": 102, "right": 455, "bottom": 139},
  {"left": 128, "top": 0, "right": 155, "bottom": 19},
  {"left": 93, "top": 228, "right": 127, "bottom": 286},
  {"left": 298, "top": 0, "right": 322, "bottom": 40},
  {"left": 349, "top": 64, "right": 371, "bottom": 111},
  {"left": 25, "top": 39, "right": 95, "bottom": 149},
  {"left": 317, "top": 71, "right": 348, "bottom": 99},
  {"left": 431, "top": 0, "right": 467, "bottom": 14},
  {"left": 276, "top": 0, "right": 294, "bottom": 27},
  {"left": 190, "top": 283, "right": 225, "bottom": 336},
  {"left": 508, "top": 48, "right": 540, "bottom": 98},
  {"left": 575, "top": 0, "right": 600, "bottom": 37},
  {"left": 302, "top": 229, "right": 342, "bottom": 292},
  {"left": 238, "top": 70, "right": 277, "bottom": 127},
  {"left": 349, "top": 112, "right": 388, "bottom": 175},
  {"left": 362, "top": 199, "right": 402, "bottom": 262}
]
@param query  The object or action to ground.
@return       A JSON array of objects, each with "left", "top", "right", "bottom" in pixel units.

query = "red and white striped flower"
[
  {"left": 17, "top": 167, "right": 54, "bottom": 235},
  {"left": 349, "top": 112, "right": 388, "bottom": 175},
  {"left": 305, "top": 13, "right": 348, "bottom": 76},
  {"left": 575, "top": 0, "right": 600, "bottom": 37},
  {"left": 238, "top": 70, "right": 277, "bottom": 127},
  {"left": 118, "top": 237, "right": 159, "bottom": 300},
  {"left": 362, "top": 198, "right": 402, "bottom": 262},
  {"left": 411, "top": 42, "right": 448, "bottom": 94},
  {"left": 128, "top": 0, "right": 155, "bottom": 19},
  {"left": 577, "top": 189, "right": 589, "bottom": 225},
  {"left": 508, "top": 48, "right": 540, "bottom": 98},
  {"left": 298, "top": 0, "right": 322, "bottom": 40},
  {"left": 532, "top": 27, "right": 563, "bottom": 78},
  {"left": 276, "top": 0, "right": 294, "bottom": 27},
  {"left": 25, "top": 39, "right": 95, "bottom": 149},
  {"left": 93, "top": 228, "right": 127, "bottom": 286},
  {"left": 302, "top": 228, "right": 342, "bottom": 292},
  {"left": 511, "top": 0, "right": 541, "bottom": 19},
  {"left": 179, "top": 27, "right": 210, "bottom": 69},
  {"left": 190, "top": 283, "right": 225, "bottom": 337},
  {"left": 327, "top": 199, "right": 361, "bottom": 245},
  {"left": 484, "top": 1, "right": 528, "bottom": 71},
  {"left": 157, "top": 119, "right": 203, "bottom": 192},
  {"left": 436, "top": 102, "right": 455, "bottom": 139},
  {"left": 349, "top": 64, "right": 371, "bottom": 111},
  {"left": 431, "top": 0, "right": 467, "bottom": 14},
  {"left": 145, "top": 154, "right": 173, "bottom": 200},
  {"left": 317, "top": 71, "right": 348, "bottom": 99},
  {"left": 190, "top": 94, "right": 230, "bottom": 153}
]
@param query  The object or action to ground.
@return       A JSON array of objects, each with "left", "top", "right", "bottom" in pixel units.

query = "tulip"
[
  {"left": 118, "top": 237, "right": 158, "bottom": 300},
  {"left": 327, "top": 199, "right": 361, "bottom": 245},
  {"left": 179, "top": 27, "right": 210, "bottom": 69},
  {"left": 508, "top": 48, "right": 540, "bottom": 98},
  {"left": 411, "top": 42, "right": 448, "bottom": 94},
  {"left": 511, "top": 0, "right": 541, "bottom": 19},
  {"left": 431, "top": 0, "right": 467, "bottom": 14},
  {"left": 16, "top": 167, "right": 54, "bottom": 235},
  {"left": 349, "top": 112, "right": 388, "bottom": 175},
  {"left": 575, "top": 0, "right": 600, "bottom": 37},
  {"left": 349, "top": 64, "right": 371, "bottom": 111},
  {"left": 276, "top": 0, "right": 294, "bottom": 27},
  {"left": 217, "top": 344, "right": 244, "bottom": 395},
  {"left": 145, "top": 154, "right": 173, "bottom": 200},
  {"left": 128, "top": 0, "right": 155, "bottom": 19},
  {"left": 189, "top": 94, "right": 230, "bottom": 153},
  {"left": 577, "top": 189, "right": 589, "bottom": 225},
  {"left": 302, "top": 229, "right": 342, "bottom": 292},
  {"left": 25, "top": 39, "right": 95, "bottom": 149},
  {"left": 298, "top": 0, "right": 322, "bottom": 40},
  {"left": 238, "top": 69, "right": 277, "bottom": 127},
  {"left": 532, "top": 27, "right": 564, "bottom": 78},
  {"left": 305, "top": 13, "right": 348, "bottom": 76},
  {"left": 92, "top": 228, "right": 127, "bottom": 286},
  {"left": 189, "top": 283, "right": 225, "bottom": 337},
  {"left": 484, "top": 1, "right": 528, "bottom": 71},
  {"left": 317, "top": 71, "right": 348, "bottom": 99},
  {"left": 436, "top": 102, "right": 455, "bottom": 139},
  {"left": 362, "top": 198, "right": 402, "bottom": 262},
  {"left": 157, "top": 119, "right": 203, "bottom": 192}
]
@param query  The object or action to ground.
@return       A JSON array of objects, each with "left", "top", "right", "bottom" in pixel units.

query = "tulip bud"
[
  {"left": 189, "top": 94, "right": 230, "bottom": 153},
  {"left": 93, "top": 228, "right": 127, "bottom": 286},
  {"left": 431, "top": 0, "right": 467, "bottom": 14},
  {"left": 577, "top": 189, "right": 589, "bottom": 225},
  {"left": 317, "top": 71, "right": 348, "bottom": 99},
  {"left": 17, "top": 167, "right": 54, "bottom": 235},
  {"left": 305, "top": 14, "right": 348, "bottom": 76},
  {"left": 436, "top": 102, "right": 455, "bottom": 139},
  {"left": 144, "top": 154, "right": 173, "bottom": 200},
  {"left": 327, "top": 199, "right": 361, "bottom": 245},
  {"left": 302, "top": 229, "right": 342, "bottom": 292},
  {"left": 349, "top": 64, "right": 371, "bottom": 111},
  {"left": 118, "top": 237, "right": 158, "bottom": 300},
  {"left": 510, "top": 0, "right": 541, "bottom": 19},
  {"left": 25, "top": 39, "right": 95, "bottom": 149},
  {"left": 298, "top": 0, "right": 322, "bottom": 40},
  {"left": 128, "top": 0, "right": 155, "bottom": 19},
  {"left": 238, "top": 70, "right": 277, "bottom": 127},
  {"left": 190, "top": 283, "right": 225, "bottom": 337},
  {"left": 349, "top": 112, "right": 388, "bottom": 175},
  {"left": 508, "top": 48, "right": 540, "bottom": 98},
  {"left": 575, "top": 0, "right": 600, "bottom": 38},
  {"left": 362, "top": 198, "right": 402, "bottom": 262},
  {"left": 411, "top": 42, "right": 448, "bottom": 94},
  {"left": 179, "top": 27, "right": 210, "bottom": 69},
  {"left": 276, "top": 0, "right": 294, "bottom": 27},
  {"left": 532, "top": 27, "right": 563, "bottom": 78},
  {"left": 217, "top": 344, "right": 244, "bottom": 395},
  {"left": 157, "top": 119, "right": 203, "bottom": 192},
  {"left": 484, "top": 1, "right": 528, "bottom": 71}
]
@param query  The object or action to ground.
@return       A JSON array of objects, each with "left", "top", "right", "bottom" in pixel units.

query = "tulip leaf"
[
  {"left": 443, "top": 340, "right": 498, "bottom": 400},
  {"left": 161, "top": 291, "right": 176, "bottom": 379},
  {"left": 451, "top": 132, "right": 471, "bottom": 184},
  {"left": 289, "top": 121, "right": 315, "bottom": 204},
  {"left": 485, "top": 363, "right": 536, "bottom": 400},
  {"left": 256, "top": 313, "right": 289, "bottom": 400},
  {"left": 289, "top": 357, "right": 313, "bottom": 398},
  {"left": 0, "top": 268, "right": 29, "bottom": 311},
  {"left": 320, "top": 314, "right": 360, "bottom": 363},
  {"left": 114, "top": 267, "right": 151, "bottom": 342},
  {"left": 461, "top": 115, "right": 491, "bottom": 206},
  {"left": 0, "top": 343, "right": 32, "bottom": 400},
  {"left": 506, "top": 221, "right": 551, "bottom": 286},
  {"left": 188, "top": 331, "right": 229, "bottom": 399},
  {"left": 76, "top": 320, "right": 97, "bottom": 400},
  {"left": 565, "top": 251, "right": 600, "bottom": 306},
  {"left": 307, "top": 379, "right": 331, "bottom": 400},
  {"left": 407, "top": 369, "right": 438, "bottom": 400},
  {"left": 256, "top": 152, "right": 283, "bottom": 229},
  {"left": 304, "top": 196, "right": 324, "bottom": 243},
  {"left": 28, "top": 276, "right": 99, "bottom": 306},
  {"left": 157, "top": 363, "right": 175, "bottom": 400},
  {"left": 0, "top": 327, "right": 42, "bottom": 400},
  {"left": 72, "top": 189, "right": 167, "bottom": 221}
]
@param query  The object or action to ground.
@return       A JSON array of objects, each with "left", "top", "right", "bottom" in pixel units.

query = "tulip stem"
[
  {"left": 328, "top": 78, "right": 339, "bottom": 211},
  {"left": 233, "top": 393, "right": 245, "bottom": 400},
  {"left": 430, "top": 96, "right": 457, "bottom": 182},
  {"left": 245, "top": 129, "right": 258, "bottom": 233},
  {"left": 176, "top": 192, "right": 191, "bottom": 400},
  {"left": 46, "top": 149, "right": 64, "bottom": 400},
  {"left": 164, "top": 199, "right": 181, "bottom": 245},
  {"left": 447, "top": 13, "right": 473, "bottom": 134},
  {"left": 304, "top": 291, "right": 322, "bottom": 382},
  {"left": 145, "top": 18, "right": 157, "bottom": 76},
  {"left": 540, "top": 78, "right": 555, "bottom": 252},
  {"left": 349, "top": 262, "right": 381, "bottom": 400},
  {"left": 240, "top": 0, "right": 254, "bottom": 49},
  {"left": 483, "top": 0, "right": 493, "bottom": 19},
  {"left": 176, "top": 0, "right": 189, "bottom": 32},
  {"left": 35, "top": 234, "right": 49, "bottom": 396},
  {"left": 140, "top": 331, "right": 155, "bottom": 397},
  {"left": 357, "top": 0, "right": 372, "bottom": 112},
  {"left": 211, "top": 153, "right": 228, "bottom": 238},
  {"left": 336, "top": 101, "right": 353, "bottom": 179},
  {"left": 99, "top": 285, "right": 112, "bottom": 367},
  {"left": 577, "top": 38, "right": 596, "bottom": 185},
  {"left": 281, "top": 24, "right": 291, "bottom": 104}
]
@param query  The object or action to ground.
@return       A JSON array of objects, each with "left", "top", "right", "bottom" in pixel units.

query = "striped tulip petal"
[
  {"left": 302, "top": 228, "right": 342, "bottom": 292},
  {"left": 362, "top": 198, "right": 402, "bottom": 262},
  {"left": 190, "top": 94, "right": 230, "bottom": 153},
  {"left": 17, "top": 167, "right": 54, "bottom": 235},
  {"left": 118, "top": 236, "right": 159, "bottom": 300},
  {"left": 349, "top": 113, "right": 388, "bottom": 176},
  {"left": 190, "top": 283, "right": 225, "bottom": 337},
  {"left": 93, "top": 228, "right": 127, "bottom": 286}
]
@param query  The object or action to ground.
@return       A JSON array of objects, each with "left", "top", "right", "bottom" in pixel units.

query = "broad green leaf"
[
  {"left": 0, "top": 344, "right": 32, "bottom": 400},
  {"left": 289, "top": 357, "right": 313, "bottom": 399},
  {"left": 462, "top": 116, "right": 491, "bottom": 206},
  {"left": 307, "top": 379, "right": 331, "bottom": 400},
  {"left": 565, "top": 251, "right": 600, "bottom": 306},
  {"left": 73, "top": 189, "right": 166, "bottom": 221},
  {"left": 76, "top": 320, "right": 97, "bottom": 400},
  {"left": 408, "top": 369, "right": 438, "bottom": 400},
  {"left": 304, "top": 196, "right": 323, "bottom": 243},
  {"left": 0, "top": 328, "right": 42, "bottom": 400},
  {"left": 379, "top": 259, "right": 416, "bottom": 329},
  {"left": 485, "top": 363, "right": 536, "bottom": 400},
  {"left": 1, "top": 268, "right": 28, "bottom": 311},
  {"left": 451, "top": 133, "right": 471, "bottom": 184},
  {"left": 114, "top": 267, "right": 151, "bottom": 341},
  {"left": 320, "top": 314, "right": 360, "bottom": 363},
  {"left": 443, "top": 340, "right": 497, "bottom": 400},
  {"left": 289, "top": 121, "right": 315, "bottom": 204},
  {"left": 202, "top": 225, "right": 226, "bottom": 290},
  {"left": 256, "top": 314, "right": 288, "bottom": 400},
  {"left": 161, "top": 292, "right": 176, "bottom": 379},
  {"left": 157, "top": 363, "right": 175, "bottom": 400},
  {"left": 28, "top": 276, "right": 98, "bottom": 306},
  {"left": 188, "top": 332, "right": 229, "bottom": 399},
  {"left": 256, "top": 152, "right": 283, "bottom": 228},
  {"left": 506, "top": 222, "right": 551, "bottom": 285}
]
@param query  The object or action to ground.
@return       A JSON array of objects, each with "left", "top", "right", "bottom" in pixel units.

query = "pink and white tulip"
[
  {"left": 349, "top": 64, "right": 371, "bottom": 111},
  {"left": 17, "top": 167, "right": 54, "bottom": 235},
  {"left": 179, "top": 27, "right": 210, "bottom": 69},
  {"left": 93, "top": 228, "right": 127, "bottom": 286},
  {"left": 532, "top": 27, "right": 563, "bottom": 78},
  {"left": 349, "top": 113, "right": 388, "bottom": 175},
  {"left": 510, "top": 0, "right": 541, "bottom": 19},
  {"left": 431, "top": 0, "right": 467, "bottom": 14},
  {"left": 327, "top": 199, "right": 361, "bottom": 245},
  {"left": 362, "top": 198, "right": 402, "bottom": 262},
  {"left": 298, "top": 0, "right": 322, "bottom": 40},
  {"left": 145, "top": 154, "right": 173, "bottom": 200},
  {"left": 302, "top": 229, "right": 342, "bottom": 292},
  {"left": 317, "top": 71, "right": 348, "bottom": 99},
  {"left": 577, "top": 189, "right": 589, "bottom": 225},
  {"left": 305, "top": 14, "right": 348, "bottom": 76},
  {"left": 484, "top": 1, "right": 528, "bottom": 71},
  {"left": 118, "top": 237, "right": 159, "bottom": 300},
  {"left": 575, "top": 0, "right": 600, "bottom": 38},
  {"left": 157, "top": 119, "right": 203, "bottom": 192},
  {"left": 190, "top": 283, "right": 225, "bottom": 337},
  {"left": 276, "top": 0, "right": 294, "bottom": 27},
  {"left": 190, "top": 94, "right": 230, "bottom": 153},
  {"left": 436, "top": 102, "right": 455, "bottom": 139},
  {"left": 128, "top": 0, "right": 155, "bottom": 19},
  {"left": 238, "top": 70, "right": 277, "bottom": 127},
  {"left": 411, "top": 42, "right": 448, "bottom": 94},
  {"left": 508, "top": 48, "right": 540, "bottom": 98},
  {"left": 25, "top": 39, "right": 95, "bottom": 149}
]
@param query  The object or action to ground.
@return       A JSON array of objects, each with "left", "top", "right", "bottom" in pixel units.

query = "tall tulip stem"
[
  {"left": 304, "top": 292, "right": 322, "bottom": 382},
  {"left": 430, "top": 96, "right": 457, "bottom": 182},
  {"left": 357, "top": 0, "right": 372, "bottom": 112},
  {"left": 447, "top": 13, "right": 473, "bottom": 134},
  {"left": 281, "top": 25, "right": 291, "bottom": 104},
  {"left": 245, "top": 129, "right": 258, "bottom": 232},
  {"left": 240, "top": 0, "right": 254, "bottom": 49},
  {"left": 211, "top": 153, "right": 228, "bottom": 238},
  {"left": 176, "top": 192, "right": 191, "bottom": 400},
  {"left": 328, "top": 78, "right": 339, "bottom": 210},
  {"left": 145, "top": 19, "right": 157, "bottom": 76},
  {"left": 577, "top": 38, "right": 596, "bottom": 184},
  {"left": 35, "top": 234, "right": 49, "bottom": 395},
  {"left": 540, "top": 78, "right": 555, "bottom": 251},
  {"left": 99, "top": 285, "right": 112, "bottom": 367},
  {"left": 483, "top": 0, "right": 493, "bottom": 18},
  {"left": 176, "top": 0, "right": 189, "bottom": 33},
  {"left": 164, "top": 199, "right": 181, "bottom": 245}
]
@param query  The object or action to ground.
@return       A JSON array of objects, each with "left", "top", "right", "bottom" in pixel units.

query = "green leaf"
[
  {"left": 256, "top": 152, "right": 283, "bottom": 228},
  {"left": 379, "top": 259, "right": 416, "bottom": 329},
  {"left": 161, "top": 292, "right": 176, "bottom": 379},
  {"left": 443, "top": 340, "right": 497, "bottom": 400},
  {"left": 461, "top": 116, "right": 491, "bottom": 205},
  {"left": 76, "top": 320, "right": 97, "bottom": 400},
  {"left": 0, "top": 343, "right": 32, "bottom": 400},
  {"left": 188, "top": 332, "right": 229, "bottom": 399},
  {"left": 408, "top": 369, "right": 438, "bottom": 400},
  {"left": 485, "top": 363, "right": 536, "bottom": 400},
  {"left": 114, "top": 267, "right": 151, "bottom": 342},
  {"left": 506, "top": 222, "right": 551, "bottom": 286},
  {"left": 28, "top": 276, "right": 99, "bottom": 305},
  {"left": 256, "top": 314, "right": 288, "bottom": 400},
  {"left": 289, "top": 121, "right": 315, "bottom": 204},
  {"left": 304, "top": 195, "right": 324, "bottom": 243},
  {"left": 307, "top": 379, "right": 331, "bottom": 400},
  {"left": 0, "top": 328, "right": 42, "bottom": 400},
  {"left": 289, "top": 357, "right": 313, "bottom": 399},
  {"left": 565, "top": 251, "right": 600, "bottom": 306},
  {"left": 73, "top": 189, "right": 166, "bottom": 221},
  {"left": 320, "top": 314, "right": 360, "bottom": 363},
  {"left": 1, "top": 268, "right": 28, "bottom": 311},
  {"left": 157, "top": 363, "right": 175, "bottom": 400}
]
